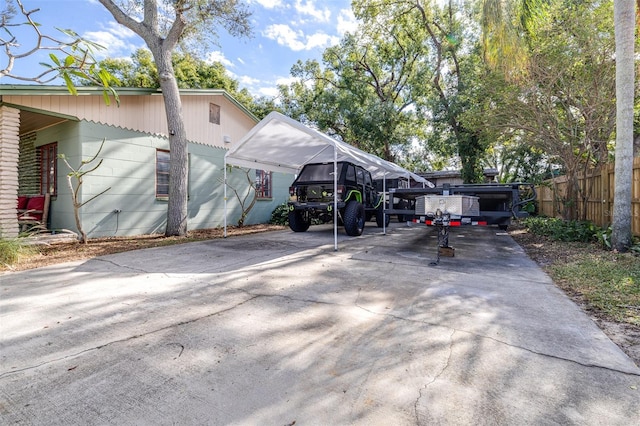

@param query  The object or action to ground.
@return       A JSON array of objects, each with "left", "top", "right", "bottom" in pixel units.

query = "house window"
[
  {"left": 38, "top": 142, "right": 57, "bottom": 195},
  {"left": 156, "top": 149, "right": 170, "bottom": 198},
  {"left": 209, "top": 103, "right": 220, "bottom": 125},
  {"left": 156, "top": 149, "right": 191, "bottom": 199},
  {"left": 255, "top": 170, "right": 272, "bottom": 199}
]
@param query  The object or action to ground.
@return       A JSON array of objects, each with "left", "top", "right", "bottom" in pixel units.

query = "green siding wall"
[{"left": 32, "top": 120, "right": 292, "bottom": 238}]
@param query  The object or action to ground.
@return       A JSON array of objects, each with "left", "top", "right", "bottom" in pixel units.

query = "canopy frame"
[{"left": 223, "top": 112, "right": 432, "bottom": 250}]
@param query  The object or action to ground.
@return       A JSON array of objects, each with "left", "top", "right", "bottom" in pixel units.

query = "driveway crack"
[
  {"left": 0, "top": 294, "right": 261, "bottom": 379},
  {"left": 352, "top": 303, "right": 640, "bottom": 377}
]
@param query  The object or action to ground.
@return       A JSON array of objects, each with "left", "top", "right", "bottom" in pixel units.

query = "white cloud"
[
  {"left": 258, "top": 86, "right": 279, "bottom": 97},
  {"left": 239, "top": 75, "right": 260, "bottom": 86},
  {"left": 337, "top": 8, "right": 358, "bottom": 36},
  {"left": 82, "top": 22, "right": 139, "bottom": 60},
  {"left": 294, "top": 0, "right": 330, "bottom": 23},
  {"left": 305, "top": 32, "right": 339, "bottom": 50},
  {"left": 276, "top": 75, "right": 297, "bottom": 86},
  {"left": 263, "top": 24, "right": 306, "bottom": 51},
  {"left": 206, "top": 51, "right": 234, "bottom": 68},
  {"left": 263, "top": 24, "right": 338, "bottom": 51},
  {"left": 252, "top": 0, "right": 284, "bottom": 9}
]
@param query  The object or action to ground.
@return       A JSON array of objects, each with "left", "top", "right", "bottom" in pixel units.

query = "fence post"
[{"left": 601, "top": 163, "right": 611, "bottom": 228}]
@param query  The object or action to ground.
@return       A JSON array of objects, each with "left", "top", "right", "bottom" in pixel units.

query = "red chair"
[{"left": 17, "top": 194, "right": 50, "bottom": 231}]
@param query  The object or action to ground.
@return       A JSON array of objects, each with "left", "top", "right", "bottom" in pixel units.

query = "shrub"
[
  {"left": 269, "top": 202, "right": 289, "bottom": 226},
  {"left": 521, "top": 217, "right": 599, "bottom": 243}
]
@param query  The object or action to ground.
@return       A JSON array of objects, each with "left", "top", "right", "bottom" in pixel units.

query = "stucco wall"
[{"left": 34, "top": 121, "right": 291, "bottom": 237}]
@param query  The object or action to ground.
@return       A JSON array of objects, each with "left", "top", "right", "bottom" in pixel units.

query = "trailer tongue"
[{"left": 385, "top": 182, "right": 536, "bottom": 265}]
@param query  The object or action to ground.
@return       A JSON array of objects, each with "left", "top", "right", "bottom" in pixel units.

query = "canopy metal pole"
[
  {"left": 333, "top": 146, "right": 338, "bottom": 251},
  {"left": 383, "top": 172, "right": 387, "bottom": 235},
  {"left": 223, "top": 162, "right": 228, "bottom": 238}
]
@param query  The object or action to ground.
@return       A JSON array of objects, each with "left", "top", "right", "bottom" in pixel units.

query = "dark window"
[
  {"left": 255, "top": 170, "right": 272, "bottom": 199},
  {"left": 364, "top": 170, "right": 373, "bottom": 187},
  {"left": 156, "top": 149, "right": 170, "bottom": 198},
  {"left": 38, "top": 142, "right": 57, "bottom": 195},
  {"left": 345, "top": 164, "right": 356, "bottom": 182},
  {"left": 297, "top": 163, "right": 335, "bottom": 181},
  {"left": 209, "top": 103, "right": 221, "bottom": 125},
  {"left": 356, "top": 167, "right": 365, "bottom": 185}
]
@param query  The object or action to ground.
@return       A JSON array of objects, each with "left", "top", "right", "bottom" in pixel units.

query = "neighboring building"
[
  {"left": 0, "top": 85, "right": 292, "bottom": 238},
  {"left": 417, "top": 169, "right": 499, "bottom": 187}
]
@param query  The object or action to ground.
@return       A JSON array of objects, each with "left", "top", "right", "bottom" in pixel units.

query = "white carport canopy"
[{"left": 223, "top": 111, "right": 432, "bottom": 250}]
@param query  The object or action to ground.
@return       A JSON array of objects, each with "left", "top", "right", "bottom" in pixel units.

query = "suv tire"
[
  {"left": 343, "top": 200, "right": 365, "bottom": 236},
  {"left": 288, "top": 210, "right": 310, "bottom": 232}
]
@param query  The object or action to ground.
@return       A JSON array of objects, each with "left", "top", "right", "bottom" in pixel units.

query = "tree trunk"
[
  {"left": 157, "top": 53, "right": 189, "bottom": 237},
  {"left": 612, "top": 0, "right": 635, "bottom": 251}
]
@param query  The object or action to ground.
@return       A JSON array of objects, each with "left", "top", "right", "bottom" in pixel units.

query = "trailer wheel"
[
  {"left": 343, "top": 201, "right": 365, "bottom": 236},
  {"left": 397, "top": 199, "right": 409, "bottom": 222},
  {"left": 375, "top": 207, "right": 391, "bottom": 228},
  {"left": 288, "top": 210, "right": 310, "bottom": 232},
  {"left": 498, "top": 224, "right": 509, "bottom": 231}
]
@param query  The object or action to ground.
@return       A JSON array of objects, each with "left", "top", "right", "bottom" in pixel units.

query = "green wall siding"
[{"left": 32, "top": 120, "right": 292, "bottom": 237}]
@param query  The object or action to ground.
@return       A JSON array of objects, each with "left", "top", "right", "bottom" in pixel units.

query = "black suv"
[{"left": 287, "top": 161, "right": 389, "bottom": 236}]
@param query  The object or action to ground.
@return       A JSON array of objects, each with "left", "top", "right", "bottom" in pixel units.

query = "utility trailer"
[{"left": 384, "top": 182, "right": 536, "bottom": 264}]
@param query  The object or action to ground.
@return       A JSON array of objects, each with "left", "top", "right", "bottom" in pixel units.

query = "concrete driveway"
[{"left": 1, "top": 222, "right": 639, "bottom": 425}]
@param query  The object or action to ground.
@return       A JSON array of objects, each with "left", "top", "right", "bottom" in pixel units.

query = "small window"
[
  {"left": 345, "top": 164, "right": 356, "bottom": 182},
  {"left": 38, "top": 142, "right": 57, "bottom": 195},
  {"left": 356, "top": 167, "right": 365, "bottom": 185},
  {"left": 364, "top": 171, "right": 373, "bottom": 187},
  {"left": 209, "top": 103, "right": 221, "bottom": 125},
  {"left": 255, "top": 170, "right": 272, "bottom": 199},
  {"left": 156, "top": 149, "right": 170, "bottom": 198}
]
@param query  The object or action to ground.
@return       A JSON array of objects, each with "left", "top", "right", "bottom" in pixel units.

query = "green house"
[{"left": 0, "top": 85, "right": 291, "bottom": 238}]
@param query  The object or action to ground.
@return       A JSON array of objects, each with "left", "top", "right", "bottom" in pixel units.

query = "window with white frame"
[{"left": 255, "top": 170, "right": 272, "bottom": 199}]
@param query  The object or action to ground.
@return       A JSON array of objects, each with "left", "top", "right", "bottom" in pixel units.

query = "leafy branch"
[{"left": 1, "top": 0, "right": 120, "bottom": 105}]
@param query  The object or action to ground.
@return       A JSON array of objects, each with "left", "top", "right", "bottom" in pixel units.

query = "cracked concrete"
[{"left": 1, "top": 222, "right": 639, "bottom": 425}]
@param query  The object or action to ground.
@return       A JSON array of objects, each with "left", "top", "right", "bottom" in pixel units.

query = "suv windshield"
[{"left": 297, "top": 163, "right": 342, "bottom": 181}]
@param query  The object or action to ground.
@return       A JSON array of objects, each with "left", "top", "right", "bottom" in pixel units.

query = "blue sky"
[{"left": 2, "top": 0, "right": 358, "bottom": 97}]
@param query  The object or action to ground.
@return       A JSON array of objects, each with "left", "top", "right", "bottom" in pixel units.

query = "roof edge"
[{"left": 0, "top": 84, "right": 259, "bottom": 123}]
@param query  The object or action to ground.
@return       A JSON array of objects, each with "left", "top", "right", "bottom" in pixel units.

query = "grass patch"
[
  {"left": 0, "top": 238, "right": 40, "bottom": 268},
  {"left": 549, "top": 254, "right": 640, "bottom": 325}
]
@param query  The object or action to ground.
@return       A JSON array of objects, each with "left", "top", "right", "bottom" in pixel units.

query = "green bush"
[
  {"left": 523, "top": 217, "right": 640, "bottom": 252},
  {"left": 269, "top": 202, "right": 290, "bottom": 226},
  {"left": 521, "top": 217, "right": 600, "bottom": 243}
]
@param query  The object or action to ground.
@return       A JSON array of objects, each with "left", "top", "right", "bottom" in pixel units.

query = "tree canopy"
[{"left": 95, "top": 48, "right": 258, "bottom": 115}]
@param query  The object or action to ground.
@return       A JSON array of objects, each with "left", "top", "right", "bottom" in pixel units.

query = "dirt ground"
[{"left": 3, "top": 223, "right": 639, "bottom": 367}]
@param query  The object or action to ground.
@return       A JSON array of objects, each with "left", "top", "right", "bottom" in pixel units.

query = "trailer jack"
[{"left": 429, "top": 210, "right": 455, "bottom": 266}]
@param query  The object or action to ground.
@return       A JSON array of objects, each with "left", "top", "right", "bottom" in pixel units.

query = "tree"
[
  {"left": 97, "top": 0, "right": 252, "bottom": 237},
  {"left": 278, "top": 20, "right": 428, "bottom": 164},
  {"left": 611, "top": 0, "right": 635, "bottom": 252},
  {"left": 348, "top": 0, "right": 489, "bottom": 181},
  {"left": 220, "top": 166, "right": 257, "bottom": 227},
  {"left": 59, "top": 140, "right": 111, "bottom": 244},
  {"left": 481, "top": 0, "right": 618, "bottom": 220},
  {"left": 480, "top": 0, "right": 546, "bottom": 82},
  {"left": 1, "top": 0, "right": 118, "bottom": 102},
  {"left": 97, "top": 48, "right": 257, "bottom": 112}
]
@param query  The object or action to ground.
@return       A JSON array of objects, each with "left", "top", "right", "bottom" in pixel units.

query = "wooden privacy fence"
[{"left": 535, "top": 157, "right": 640, "bottom": 236}]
